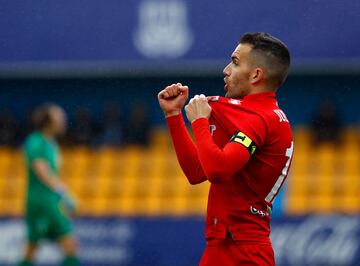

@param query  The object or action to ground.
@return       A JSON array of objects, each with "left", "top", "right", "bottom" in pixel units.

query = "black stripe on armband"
[{"left": 230, "top": 131, "right": 257, "bottom": 156}]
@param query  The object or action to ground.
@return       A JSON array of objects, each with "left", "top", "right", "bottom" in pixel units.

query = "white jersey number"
[{"left": 265, "top": 141, "right": 294, "bottom": 203}]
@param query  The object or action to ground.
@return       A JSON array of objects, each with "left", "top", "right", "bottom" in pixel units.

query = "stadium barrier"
[{"left": 0, "top": 214, "right": 359, "bottom": 266}]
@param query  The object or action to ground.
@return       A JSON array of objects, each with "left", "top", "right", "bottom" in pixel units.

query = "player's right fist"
[{"left": 158, "top": 83, "right": 189, "bottom": 117}]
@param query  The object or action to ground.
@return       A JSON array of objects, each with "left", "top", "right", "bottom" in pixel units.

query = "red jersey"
[{"left": 166, "top": 92, "right": 293, "bottom": 244}]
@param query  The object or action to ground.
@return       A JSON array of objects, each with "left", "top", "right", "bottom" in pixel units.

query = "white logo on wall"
[
  {"left": 271, "top": 215, "right": 359, "bottom": 265},
  {"left": 133, "top": 0, "right": 193, "bottom": 58}
]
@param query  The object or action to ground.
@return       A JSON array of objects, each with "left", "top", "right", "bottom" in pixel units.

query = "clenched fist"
[
  {"left": 185, "top": 94, "right": 212, "bottom": 123},
  {"left": 158, "top": 83, "right": 189, "bottom": 117}
]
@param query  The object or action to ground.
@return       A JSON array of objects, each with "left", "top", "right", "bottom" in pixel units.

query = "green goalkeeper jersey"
[
  {"left": 24, "top": 131, "right": 60, "bottom": 203},
  {"left": 23, "top": 131, "right": 72, "bottom": 242}
]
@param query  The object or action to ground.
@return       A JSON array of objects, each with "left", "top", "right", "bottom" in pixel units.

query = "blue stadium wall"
[
  {"left": 0, "top": 215, "right": 359, "bottom": 266},
  {"left": 0, "top": 0, "right": 359, "bottom": 62}
]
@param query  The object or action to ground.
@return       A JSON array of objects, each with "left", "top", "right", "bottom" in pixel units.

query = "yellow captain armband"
[{"left": 230, "top": 131, "right": 257, "bottom": 156}]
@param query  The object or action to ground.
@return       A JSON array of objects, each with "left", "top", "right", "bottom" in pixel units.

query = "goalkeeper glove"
[{"left": 55, "top": 188, "right": 77, "bottom": 214}]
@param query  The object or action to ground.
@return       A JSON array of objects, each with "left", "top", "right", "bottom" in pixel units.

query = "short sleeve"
[{"left": 25, "top": 137, "right": 48, "bottom": 164}]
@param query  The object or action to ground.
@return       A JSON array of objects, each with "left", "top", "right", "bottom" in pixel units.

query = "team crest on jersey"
[{"left": 228, "top": 99, "right": 241, "bottom": 105}]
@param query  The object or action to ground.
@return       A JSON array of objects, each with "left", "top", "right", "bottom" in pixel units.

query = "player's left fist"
[{"left": 185, "top": 94, "right": 212, "bottom": 123}]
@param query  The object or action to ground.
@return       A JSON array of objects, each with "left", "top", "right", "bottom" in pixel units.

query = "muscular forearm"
[
  {"left": 192, "top": 118, "right": 250, "bottom": 183},
  {"left": 166, "top": 114, "right": 207, "bottom": 185}
]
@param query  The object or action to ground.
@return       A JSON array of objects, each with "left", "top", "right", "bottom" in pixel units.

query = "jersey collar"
[{"left": 242, "top": 92, "right": 276, "bottom": 101}]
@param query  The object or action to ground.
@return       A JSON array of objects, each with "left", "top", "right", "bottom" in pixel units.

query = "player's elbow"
[
  {"left": 188, "top": 179, "right": 201, "bottom": 185},
  {"left": 205, "top": 169, "right": 228, "bottom": 184},
  {"left": 206, "top": 171, "right": 223, "bottom": 184},
  {"left": 182, "top": 168, "right": 206, "bottom": 185},
  {"left": 207, "top": 176, "right": 222, "bottom": 183},
  {"left": 187, "top": 176, "right": 205, "bottom": 185}
]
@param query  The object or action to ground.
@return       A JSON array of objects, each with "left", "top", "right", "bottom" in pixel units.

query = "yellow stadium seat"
[
  {"left": 286, "top": 173, "right": 307, "bottom": 198},
  {"left": 0, "top": 148, "right": 12, "bottom": 178},
  {"left": 6, "top": 177, "right": 25, "bottom": 198},
  {"left": 286, "top": 196, "right": 308, "bottom": 215},
  {"left": 0, "top": 126, "right": 358, "bottom": 217},
  {"left": 150, "top": 127, "right": 171, "bottom": 151},
  {"left": 338, "top": 195, "right": 360, "bottom": 213},
  {"left": 309, "top": 195, "right": 334, "bottom": 213},
  {"left": 293, "top": 126, "right": 311, "bottom": 151}
]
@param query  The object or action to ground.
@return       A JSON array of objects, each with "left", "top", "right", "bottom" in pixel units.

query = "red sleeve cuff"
[
  {"left": 166, "top": 113, "right": 185, "bottom": 128},
  {"left": 191, "top": 118, "right": 210, "bottom": 132}
]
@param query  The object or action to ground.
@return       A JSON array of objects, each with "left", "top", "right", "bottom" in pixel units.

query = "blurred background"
[{"left": 0, "top": 0, "right": 359, "bottom": 265}]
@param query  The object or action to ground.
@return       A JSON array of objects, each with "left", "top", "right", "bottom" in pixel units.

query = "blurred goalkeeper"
[
  {"left": 19, "top": 104, "right": 79, "bottom": 266},
  {"left": 158, "top": 32, "right": 293, "bottom": 265}
]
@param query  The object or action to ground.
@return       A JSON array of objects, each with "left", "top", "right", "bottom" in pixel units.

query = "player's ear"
[{"left": 250, "top": 68, "right": 264, "bottom": 85}]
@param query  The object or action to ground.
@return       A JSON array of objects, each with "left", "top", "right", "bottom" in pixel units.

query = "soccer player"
[
  {"left": 19, "top": 104, "right": 79, "bottom": 266},
  {"left": 158, "top": 32, "right": 293, "bottom": 265}
]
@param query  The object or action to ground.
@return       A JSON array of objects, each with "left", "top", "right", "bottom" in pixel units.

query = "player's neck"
[
  {"left": 247, "top": 86, "right": 275, "bottom": 96},
  {"left": 41, "top": 128, "right": 55, "bottom": 140}
]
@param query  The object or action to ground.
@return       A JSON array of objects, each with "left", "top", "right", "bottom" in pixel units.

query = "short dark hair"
[
  {"left": 32, "top": 103, "right": 57, "bottom": 130},
  {"left": 239, "top": 32, "right": 290, "bottom": 88}
]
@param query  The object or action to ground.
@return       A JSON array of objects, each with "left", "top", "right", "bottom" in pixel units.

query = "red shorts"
[{"left": 199, "top": 240, "right": 275, "bottom": 266}]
